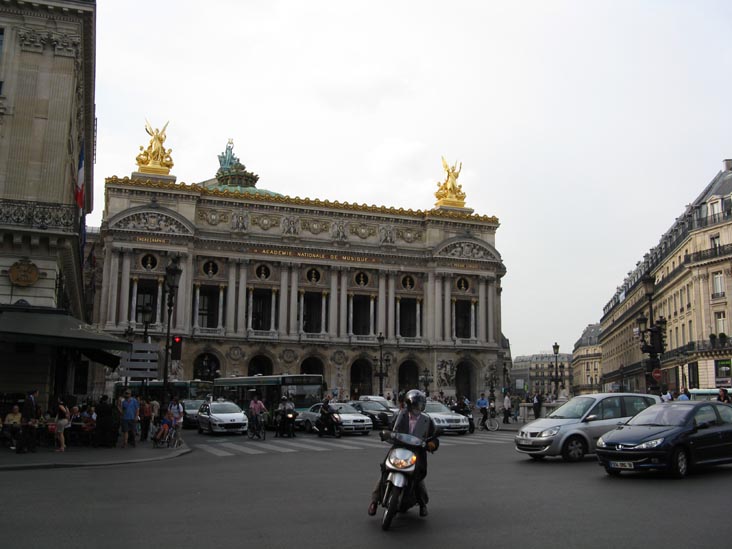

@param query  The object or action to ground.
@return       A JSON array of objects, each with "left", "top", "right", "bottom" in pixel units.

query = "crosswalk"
[{"left": 192, "top": 431, "right": 516, "bottom": 458}]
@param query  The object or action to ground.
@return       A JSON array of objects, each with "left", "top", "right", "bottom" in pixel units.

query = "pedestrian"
[
  {"left": 168, "top": 395, "right": 184, "bottom": 426},
  {"left": 139, "top": 398, "right": 152, "bottom": 441},
  {"left": 150, "top": 396, "right": 161, "bottom": 424},
  {"left": 18, "top": 389, "right": 39, "bottom": 454},
  {"left": 94, "top": 395, "right": 114, "bottom": 447},
  {"left": 503, "top": 392, "right": 512, "bottom": 424},
  {"left": 661, "top": 388, "right": 673, "bottom": 402},
  {"left": 717, "top": 388, "right": 731, "bottom": 404},
  {"left": 118, "top": 390, "right": 139, "bottom": 448},
  {"left": 54, "top": 398, "right": 70, "bottom": 452},
  {"left": 532, "top": 391, "right": 542, "bottom": 419}
]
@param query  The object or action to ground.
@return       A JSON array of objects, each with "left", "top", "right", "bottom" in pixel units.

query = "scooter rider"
[
  {"left": 319, "top": 394, "right": 336, "bottom": 433},
  {"left": 276, "top": 396, "right": 296, "bottom": 437},
  {"left": 368, "top": 389, "right": 438, "bottom": 518}
]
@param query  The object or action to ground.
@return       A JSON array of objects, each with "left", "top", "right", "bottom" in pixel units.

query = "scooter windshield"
[{"left": 392, "top": 432, "right": 423, "bottom": 447}]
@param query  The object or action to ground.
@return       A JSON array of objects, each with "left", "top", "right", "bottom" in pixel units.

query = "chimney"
[{"left": 724, "top": 159, "right": 732, "bottom": 172}]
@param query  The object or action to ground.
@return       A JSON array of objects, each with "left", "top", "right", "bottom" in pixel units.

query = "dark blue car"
[{"left": 596, "top": 400, "right": 732, "bottom": 478}]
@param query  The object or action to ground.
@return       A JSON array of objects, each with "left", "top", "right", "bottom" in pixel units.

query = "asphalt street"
[{"left": 3, "top": 428, "right": 731, "bottom": 549}]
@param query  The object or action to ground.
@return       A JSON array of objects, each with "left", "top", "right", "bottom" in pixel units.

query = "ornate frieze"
[
  {"left": 331, "top": 221, "right": 348, "bottom": 241},
  {"left": 0, "top": 199, "right": 77, "bottom": 231},
  {"left": 110, "top": 211, "right": 192, "bottom": 235},
  {"left": 438, "top": 241, "right": 498, "bottom": 261},
  {"left": 252, "top": 215, "right": 279, "bottom": 231},
  {"left": 230, "top": 211, "right": 249, "bottom": 231},
  {"left": 396, "top": 227, "right": 424, "bottom": 243},
  {"left": 282, "top": 215, "right": 300, "bottom": 236},
  {"left": 379, "top": 224, "right": 396, "bottom": 244},
  {"left": 300, "top": 219, "right": 330, "bottom": 235},
  {"left": 197, "top": 209, "right": 230, "bottom": 226},
  {"left": 350, "top": 223, "right": 376, "bottom": 239},
  {"left": 17, "top": 28, "right": 80, "bottom": 58}
]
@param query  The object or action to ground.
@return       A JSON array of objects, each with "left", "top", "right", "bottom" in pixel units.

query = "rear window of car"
[{"left": 715, "top": 404, "right": 732, "bottom": 424}]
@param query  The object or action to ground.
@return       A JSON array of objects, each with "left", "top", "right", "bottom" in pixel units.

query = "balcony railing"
[
  {"left": 711, "top": 291, "right": 726, "bottom": 300},
  {"left": 686, "top": 243, "right": 732, "bottom": 264}
]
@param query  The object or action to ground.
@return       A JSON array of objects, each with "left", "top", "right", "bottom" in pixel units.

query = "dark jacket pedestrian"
[
  {"left": 94, "top": 396, "right": 115, "bottom": 447},
  {"left": 18, "top": 390, "right": 39, "bottom": 454},
  {"left": 532, "top": 392, "right": 543, "bottom": 419}
]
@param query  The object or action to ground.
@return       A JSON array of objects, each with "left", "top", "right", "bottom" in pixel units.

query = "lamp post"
[
  {"left": 375, "top": 332, "right": 390, "bottom": 397},
  {"left": 122, "top": 326, "right": 135, "bottom": 388},
  {"left": 162, "top": 256, "right": 182, "bottom": 414},
  {"left": 420, "top": 367, "right": 434, "bottom": 395},
  {"left": 489, "top": 366, "right": 497, "bottom": 402},
  {"left": 141, "top": 303, "right": 153, "bottom": 343},
  {"left": 636, "top": 275, "right": 667, "bottom": 393},
  {"left": 552, "top": 342, "right": 560, "bottom": 399}
]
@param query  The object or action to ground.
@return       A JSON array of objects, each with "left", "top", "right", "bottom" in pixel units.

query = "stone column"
[
  {"left": 416, "top": 298, "right": 422, "bottom": 339},
  {"left": 378, "top": 271, "right": 387, "bottom": 336},
  {"left": 348, "top": 293, "right": 354, "bottom": 335},
  {"left": 155, "top": 278, "right": 163, "bottom": 325},
  {"left": 279, "top": 265, "right": 289, "bottom": 336},
  {"left": 270, "top": 289, "right": 277, "bottom": 332},
  {"left": 129, "top": 277, "right": 138, "bottom": 325},
  {"left": 321, "top": 291, "right": 328, "bottom": 334},
  {"left": 247, "top": 287, "right": 253, "bottom": 331},
  {"left": 237, "top": 261, "right": 248, "bottom": 334},
  {"left": 329, "top": 269, "right": 338, "bottom": 337},
  {"left": 369, "top": 295, "right": 376, "bottom": 336},
  {"left": 451, "top": 298, "right": 456, "bottom": 339},
  {"left": 434, "top": 274, "right": 442, "bottom": 341},
  {"left": 226, "top": 262, "right": 236, "bottom": 334},
  {"left": 289, "top": 267, "right": 299, "bottom": 334},
  {"left": 425, "top": 272, "right": 434, "bottom": 341},
  {"left": 299, "top": 289, "right": 305, "bottom": 334},
  {"left": 470, "top": 299, "right": 476, "bottom": 339},
  {"left": 99, "top": 243, "right": 112, "bottom": 327},
  {"left": 217, "top": 285, "right": 225, "bottom": 330},
  {"left": 443, "top": 275, "right": 452, "bottom": 341},
  {"left": 396, "top": 296, "right": 401, "bottom": 337},
  {"left": 488, "top": 279, "right": 496, "bottom": 343},
  {"left": 387, "top": 272, "right": 396, "bottom": 339},
  {"left": 105, "top": 248, "right": 120, "bottom": 327},
  {"left": 478, "top": 277, "right": 486, "bottom": 342},
  {"left": 178, "top": 252, "right": 193, "bottom": 332},
  {"left": 193, "top": 283, "right": 201, "bottom": 330},
  {"left": 118, "top": 251, "right": 131, "bottom": 327},
  {"left": 340, "top": 270, "right": 348, "bottom": 337}
]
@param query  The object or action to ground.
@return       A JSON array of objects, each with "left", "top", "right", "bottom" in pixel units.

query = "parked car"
[
  {"left": 348, "top": 400, "right": 395, "bottom": 429},
  {"left": 197, "top": 400, "right": 248, "bottom": 435},
  {"left": 359, "top": 395, "right": 399, "bottom": 413},
  {"left": 596, "top": 400, "right": 732, "bottom": 478},
  {"left": 298, "top": 402, "right": 372, "bottom": 434},
  {"left": 514, "top": 393, "right": 661, "bottom": 462},
  {"left": 424, "top": 400, "right": 470, "bottom": 435},
  {"left": 181, "top": 399, "right": 205, "bottom": 429}
]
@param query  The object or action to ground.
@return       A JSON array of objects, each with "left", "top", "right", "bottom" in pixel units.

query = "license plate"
[{"left": 610, "top": 461, "right": 634, "bottom": 470}]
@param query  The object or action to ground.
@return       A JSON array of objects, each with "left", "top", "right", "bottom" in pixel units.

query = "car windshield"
[
  {"left": 425, "top": 402, "right": 451, "bottom": 414},
  {"left": 627, "top": 404, "right": 690, "bottom": 426},
  {"left": 333, "top": 404, "right": 358, "bottom": 414},
  {"left": 358, "top": 401, "right": 388, "bottom": 411},
  {"left": 210, "top": 403, "right": 242, "bottom": 414},
  {"left": 183, "top": 400, "right": 204, "bottom": 411},
  {"left": 547, "top": 397, "right": 595, "bottom": 419}
]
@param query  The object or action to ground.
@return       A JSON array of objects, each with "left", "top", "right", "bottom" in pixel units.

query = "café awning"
[{"left": 0, "top": 306, "right": 132, "bottom": 353}]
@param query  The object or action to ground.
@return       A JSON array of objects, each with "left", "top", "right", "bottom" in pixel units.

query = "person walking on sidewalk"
[
  {"left": 139, "top": 398, "right": 152, "bottom": 441},
  {"left": 119, "top": 390, "right": 139, "bottom": 448},
  {"left": 18, "top": 389, "right": 39, "bottom": 454},
  {"left": 532, "top": 391, "right": 543, "bottom": 419},
  {"left": 503, "top": 392, "right": 512, "bottom": 424}
]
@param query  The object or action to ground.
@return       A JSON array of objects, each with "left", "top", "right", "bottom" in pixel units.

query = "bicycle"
[
  {"left": 248, "top": 412, "right": 266, "bottom": 440},
  {"left": 478, "top": 407, "right": 500, "bottom": 432}
]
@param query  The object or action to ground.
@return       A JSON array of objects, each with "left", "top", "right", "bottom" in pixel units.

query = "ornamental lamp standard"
[
  {"left": 552, "top": 342, "right": 560, "bottom": 399},
  {"left": 141, "top": 303, "right": 153, "bottom": 342},
  {"left": 420, "top": 367, "right": 434, "bottom": 396},
  {"left": 636, "top": 274, "right": 667, "bottom": 392},
  {"left": 375, "top": 332, "right": 390, "bottom": 397},
  {"left": 122, "top": 326, "right": 135, "bottom": 388},
  {"left": 162, "top": 256, "right": 182, "bottom": 414}
]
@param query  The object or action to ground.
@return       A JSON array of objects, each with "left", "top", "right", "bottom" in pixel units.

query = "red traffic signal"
[{"left": 171, "top": 336, "right": 183, "bottom": 360}]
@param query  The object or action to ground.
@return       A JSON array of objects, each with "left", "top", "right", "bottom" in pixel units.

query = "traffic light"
[{"left": 171, "top": 336, "right": 183, "bottom": 360}]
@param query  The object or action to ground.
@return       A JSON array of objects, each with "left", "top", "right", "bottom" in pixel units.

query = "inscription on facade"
[{"left": 249, "top": 247, "right": 378, "bottom": 264}]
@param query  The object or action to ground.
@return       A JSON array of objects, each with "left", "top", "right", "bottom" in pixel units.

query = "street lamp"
[
  {"left": 489, "top": 366, "right": 497, "bottom": 402},
  {"left": 141, "top": 303, "right": 153, "bottom": 342},
  {"left": 419, "top": 367, "right": 434, "bottom": 395},
  {"left": 122, "top": 326, "right": 135, "bottom": 388},
  {"left": 375, "top": 332, "right": 390, "bottom": 397},
  {"left": 162, "top": 255, "right": 182, "bottom": 414},
  {"left": 552, "top": 342, "right": 560, "bottom": 399},
  {"left": 636, "top": 274, "right": 667, "bottom": 392}
]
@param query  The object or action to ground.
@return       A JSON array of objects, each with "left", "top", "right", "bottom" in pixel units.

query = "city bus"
[
  {"left": 113, "top": 380, "right": 213, "bottom": 403},
  {"left": 213, "top": 374, "right": 324, "bottom": 418}
]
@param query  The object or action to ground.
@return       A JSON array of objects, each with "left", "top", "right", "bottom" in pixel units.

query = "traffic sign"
[
  {"left": 118, "top": 342, "right": 159, "bottom": 379},
  {"left": 652, "top": 368, "right": 662, "bottom": 381}
]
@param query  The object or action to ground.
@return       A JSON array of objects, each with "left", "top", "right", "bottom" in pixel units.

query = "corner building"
[{"left": 93, "top": 141, "right": 508, "bottom": 401}]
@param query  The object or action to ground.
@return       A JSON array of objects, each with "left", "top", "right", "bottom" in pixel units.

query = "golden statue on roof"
[
  {"left": 136, "top": 119, "right": 174, "bottom": 175},
  {"left": 435, "top": 156, "right": 467, "bottom": 208}
]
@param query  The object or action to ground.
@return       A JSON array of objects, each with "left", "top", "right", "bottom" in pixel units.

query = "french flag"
[{"left": 75, "top": 144, "right": 85, "bottom": 210}]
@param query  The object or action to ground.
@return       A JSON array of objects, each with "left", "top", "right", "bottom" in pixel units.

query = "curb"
[{"left": 0, "top": 445, "right": 192, "bottom": 472}]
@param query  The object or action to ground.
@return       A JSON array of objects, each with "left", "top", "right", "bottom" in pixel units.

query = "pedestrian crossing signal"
[{"left": 171, "top": 336, "right": 183, "bottom": 360}]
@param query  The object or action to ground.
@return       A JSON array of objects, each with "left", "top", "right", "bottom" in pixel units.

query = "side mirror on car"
[{"left": 584, "top": 414, "right": 598, "bottom": 422}]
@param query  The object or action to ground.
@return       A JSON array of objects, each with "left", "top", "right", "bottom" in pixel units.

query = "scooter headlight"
[{"left": 388, "top": 448, "right": 417, "bottom": 469}]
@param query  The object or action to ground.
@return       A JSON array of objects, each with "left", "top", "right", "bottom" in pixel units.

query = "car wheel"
[
  {"left": 529, "top": 455, "right": 545, "bottom": 461},
  {"left": 604, "top": 467, "right": 621, "bottom": 477},
  {"left": 670, "top": 447, "right": 689, "bottom": 478},
  {"left": 561, "top": 436, "right": 587, "bottom": 462},
  {"left": 305, "top": 420, "right": 312, "bottom": 433}
]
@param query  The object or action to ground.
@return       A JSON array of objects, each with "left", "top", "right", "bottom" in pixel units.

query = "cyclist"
[
  {"left": 476, "top": 392, "right": 489, "bottom": 429},
  {"left": 249, "top": 394, "right": 268, "bottom": 435}
]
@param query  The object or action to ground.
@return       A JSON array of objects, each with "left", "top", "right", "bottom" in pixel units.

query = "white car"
[
  {"left": 197, "top": 400, "right": 248, "bottom": 435},
  {"left": 424, "top": 401, "right": 470, "bottom": 435},
  {"left": 299, "top": 403, "right": 373, "bottom": 434}
]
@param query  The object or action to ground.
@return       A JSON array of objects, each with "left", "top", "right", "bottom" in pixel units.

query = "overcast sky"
[{"left": 92, "top": 1, "right": 732, "bottom": 357}]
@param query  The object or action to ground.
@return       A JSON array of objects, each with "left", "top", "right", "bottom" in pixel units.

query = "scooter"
[
  {"left": 452, "top": 404, "right": 475, "bottom": 434},
  {"left": 314, "top": 410, "right": 342, "bottom": 438},
  {"left": 275, "top": 409, "right": 298, "bottom": 438},
  {"left": 378, "top": 430, "right": 435, "bottom": 531}
]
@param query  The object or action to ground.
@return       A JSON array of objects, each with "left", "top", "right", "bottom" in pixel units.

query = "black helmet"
[
  {"left": 405, "top": 390, "right": 426, "bottom": 413},
  {"left": 281, "top": 396, "right": 287, "bottom": 402}
]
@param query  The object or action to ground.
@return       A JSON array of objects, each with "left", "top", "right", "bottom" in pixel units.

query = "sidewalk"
[{"left": 0, "top": 439, "right": 190, "bottom": 471}]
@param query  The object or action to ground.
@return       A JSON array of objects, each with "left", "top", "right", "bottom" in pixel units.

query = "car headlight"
[
  {"left": 597, "top": 437, "right": 607, "bottom": 448},
  {"left": 539, "top": 426, "right": 561, "bottom": 437},
  {"left": 635, "top": 438, "right": 664, "bottom": 450}
]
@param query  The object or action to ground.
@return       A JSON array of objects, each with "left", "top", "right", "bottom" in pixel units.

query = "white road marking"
[
  {"left": 218, "top": 442, "right": 266, "bottom": 455},
  {"left": 195, "top": 444, "right": 234, "bottom": 457}
]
